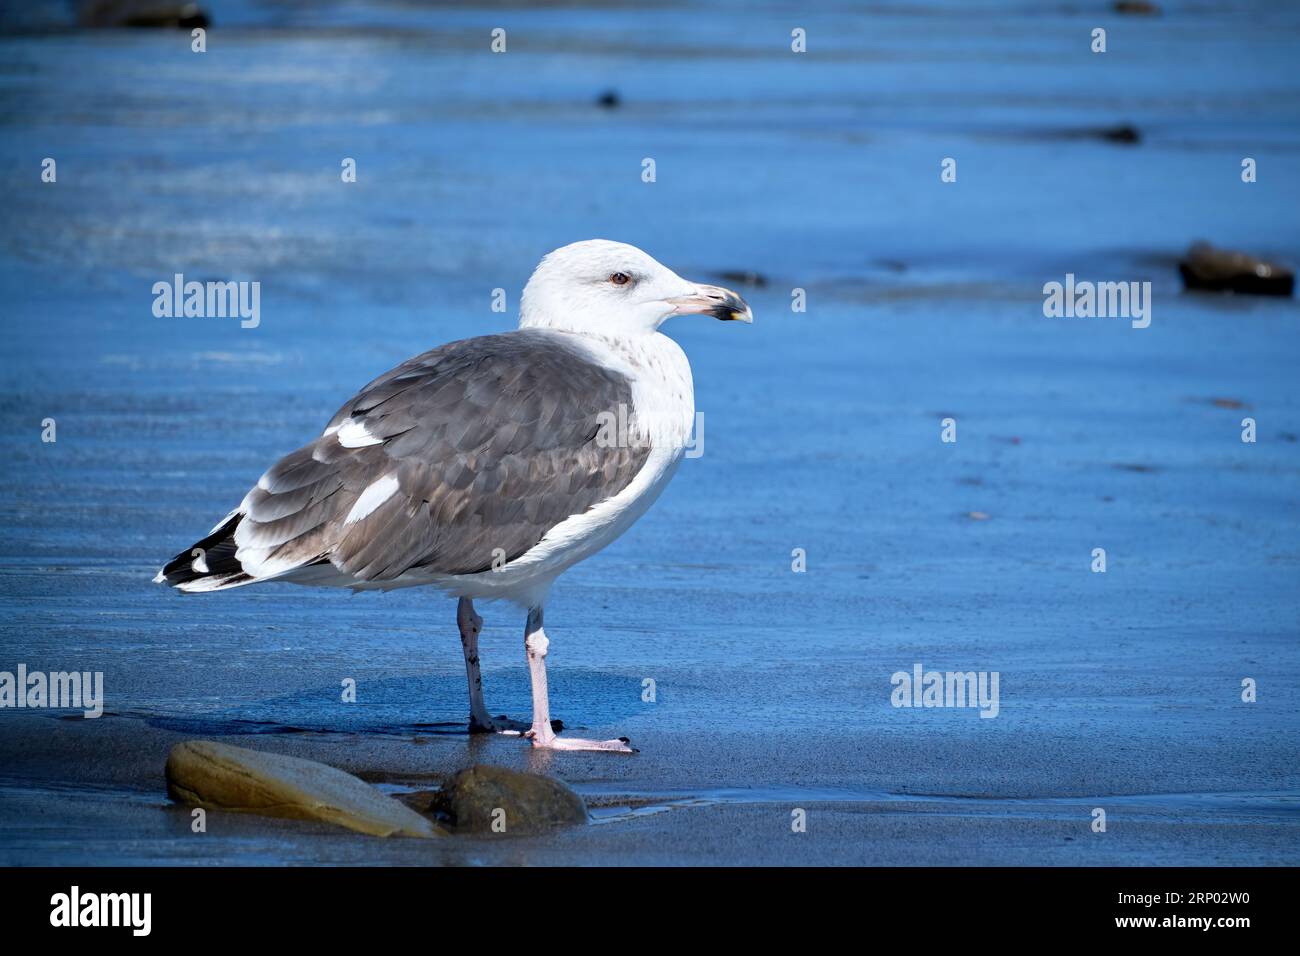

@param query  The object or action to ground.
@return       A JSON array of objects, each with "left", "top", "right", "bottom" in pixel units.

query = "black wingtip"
[{"left": 157, "top": 511, "right": 247, "bottom": 589}]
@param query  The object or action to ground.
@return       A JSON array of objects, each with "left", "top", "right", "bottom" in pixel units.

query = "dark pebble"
[{"left": 1179, "top": 242, "right": 1295, "bottom": 296}]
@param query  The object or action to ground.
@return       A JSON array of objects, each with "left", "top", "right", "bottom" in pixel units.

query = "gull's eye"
[{"left": 609, "top": 272, "right": 632, "bottom": 286}]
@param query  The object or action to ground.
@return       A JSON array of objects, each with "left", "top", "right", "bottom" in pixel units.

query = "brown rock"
[
  {"left": 165, "top": 740, "right": 443, "bottom": 838},
  {"left": 1179, "top": 242, "right": 1294, "bottom": 296},
  {"left": 430, "top": 764, "right": 588, "bottom": 834},
  {"left": 79, "top": 1, "right": 210, "bottom": 28},
  {"left": 1099, "top": 124, "right": 1141, "bottom": 144},
  {"left": 1114, "top": 1, "right": 1160, "bottom": 14}
]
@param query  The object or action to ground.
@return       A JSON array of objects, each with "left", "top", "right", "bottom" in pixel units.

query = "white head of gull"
[{"left": 156, "top": 239, "right": 751, "bottom": 752}]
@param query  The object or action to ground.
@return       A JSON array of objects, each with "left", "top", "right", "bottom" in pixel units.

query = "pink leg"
[{"left": 525, "top": 606, "right": 634, "bottom": 753}]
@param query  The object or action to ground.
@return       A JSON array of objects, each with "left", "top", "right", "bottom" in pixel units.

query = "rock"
[
  {"left": 1114, "top": 1, "right": 1160, "bottom": 14},
  {"left": 393, "top": 789, "right": 440, "bottom": 815},
  {"left": 1098, "top": 123, "right": 1141, "bottom": 144},
  {"left": 1049, "top": 124, "right": 1141, "bottom": 146},
  {"left": 79, "top": 1, "right": 209, "bottom": 29},
  {"left": 165, "top": 740, "right": 443, "bottom": 838},
  {"left": 1179, "top": 242, "right": 1294, "bottom": 296},
  {"left": 429, "top": 764, "right": 588, "bottom": 834}
]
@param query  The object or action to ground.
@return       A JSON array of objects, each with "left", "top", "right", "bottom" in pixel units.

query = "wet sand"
[{"left": 4, "top": 712, "right": 1297, "bottom": 865}]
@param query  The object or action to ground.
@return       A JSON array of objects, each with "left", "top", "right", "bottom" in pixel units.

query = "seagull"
[{"left": 155, "top": 239, "right": 752, "bottom": 752}]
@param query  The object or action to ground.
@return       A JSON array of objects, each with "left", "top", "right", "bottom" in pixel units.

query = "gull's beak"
[{"left": 666, "top": 284, "right": 753, "bottom": 323}]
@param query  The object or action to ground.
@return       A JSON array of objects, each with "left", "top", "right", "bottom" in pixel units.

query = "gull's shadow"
[{"left": 135, "top": 668, "right": 647, "bottom": 737}]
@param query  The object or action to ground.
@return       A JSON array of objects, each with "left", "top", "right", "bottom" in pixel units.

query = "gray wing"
[{"left": 217, "top": 330, "right": 648, "bottom": 583}]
